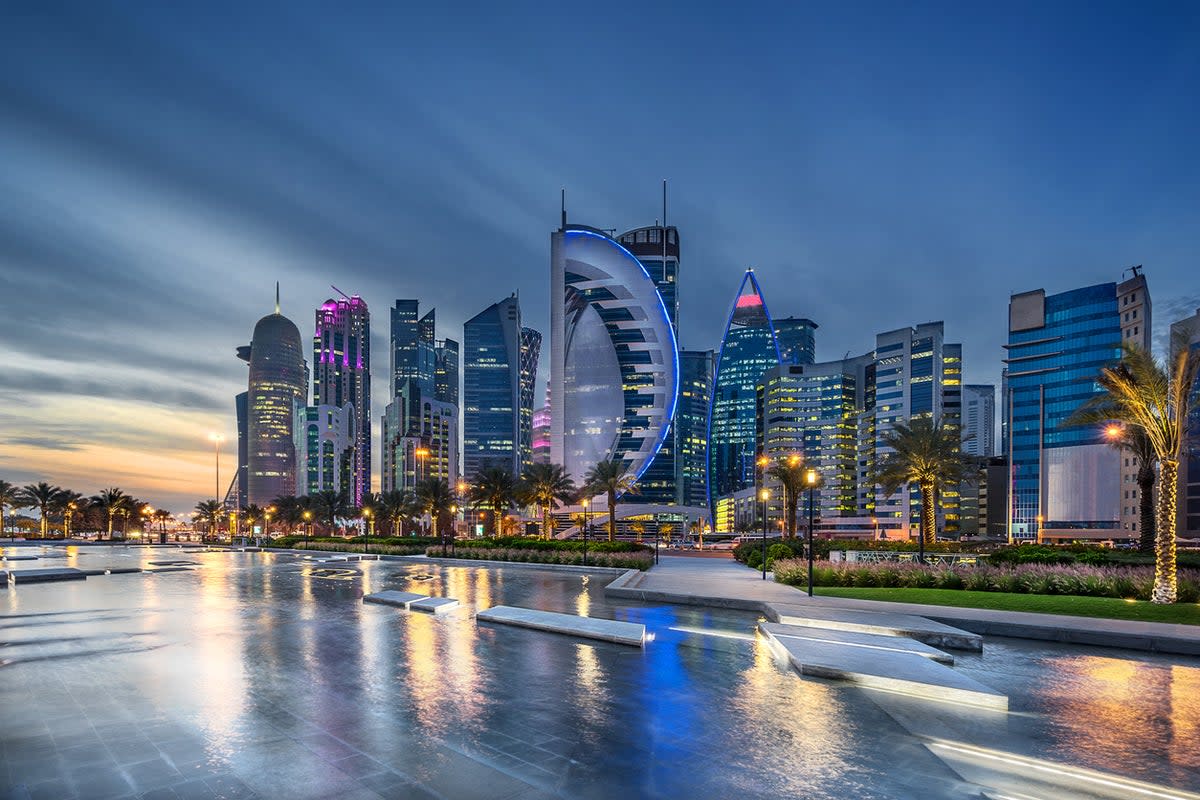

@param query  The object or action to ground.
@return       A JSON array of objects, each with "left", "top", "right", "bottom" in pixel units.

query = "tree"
[
  {"left": 0, "top": 480, "right": 20, "bottom": 540},
  {"left": 416, "top": 479, "right": 455, "bottom": 537},
  {"left": 378, "top": 489, "right": 419, "bottom": 536},
  {"left": 271, "top": 495, "right": 306, "bottom": 534},
  {"left": 193, "top": 500, "right": 222, "bottom": 535},
  {"left": 18, "top": 482, "right": 63, "bottom": 539},
  {"left": 874, "top": 417, "right": 976, "bottom": 551},
  {"left": 310, "top": 489, "right": 350, "bottom": 535},
  {"left": 630, "top": 521, "right": 646, "bottom": 543},
  {"left": 767, "top": 457, "right": 813, "bottom": 538},
  {"left": 55, "top": 490, "right": 84, "bottom": 538},
  {"left": 1068, "top": 340, "right": 1200, "bottom": 603},
  {"left": 242, "top": 504, "right": 265, "bottom": 541},
  {"left": 583, "top": 459, "right": 638, "bottom": 542},
  {"left": 154, "top": 508, "right": 172, "bottom": 542},
  {"left": 519, "top": 463, "right": 577, "bottom": 540},
  {"left": 91, "top": 488, "right": 132, "bottom": 539},
  {"left": 468, "top": 467, "right": 516, "bottom": 537}
]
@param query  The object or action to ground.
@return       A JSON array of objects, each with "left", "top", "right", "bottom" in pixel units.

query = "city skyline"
[{"left": 4, "top": 4, "right": 1200, "bottom": 511}]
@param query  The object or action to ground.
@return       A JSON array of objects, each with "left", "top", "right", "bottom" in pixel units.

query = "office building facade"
[
  {"left": 296, "top": 404, "right": 355, "bottom": 496},
  {"left": 550, "top": 224, "right": 679, "bottom": 489},
  {"left": 464, "top": 295, "right": 523, "bottom": 479},
  {"left": 1004, "top": 273, "right": 1150, "bottom": 539},
  {"left": 676, "top": 349, "right": 714, "bottom": 510},
  {"left": 1172, "top": 308, "right": 1200, "bottom": 536},
  {"left": 519, "top": 327, "right": 542, "bottom": 472},
  {"left": 774, "top": 317, "right": 818, "bottom": 366},
  {"left": 962, "top": 384, "right": 996, "bottom": 458},
  {"left": 313, "top": 295, "right": 371, "bottom": 505}
]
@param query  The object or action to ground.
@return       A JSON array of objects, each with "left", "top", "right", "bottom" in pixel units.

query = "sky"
[{"left": 2, "top": 2, "right": 1199, "bottom": 514}]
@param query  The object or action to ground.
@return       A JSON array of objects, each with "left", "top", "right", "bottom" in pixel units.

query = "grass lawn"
[{"left": 812, "top": 587, "right": 1200, "bottom": 625}]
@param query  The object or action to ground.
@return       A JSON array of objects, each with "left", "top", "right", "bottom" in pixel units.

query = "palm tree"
[
  {"left": 416, "top": 479, "right": 455, "bottom": 538},
  {"left": 378, "top": 489, "right": 418, "bottom": 536},
  {"left": 242, "top": 504, "right": 265, "bottom": 541},
  {"left": 630, "top": 521, "right": 646, "bottom": 543},
  {"left": 91, "top": 488, "right": 131, "bottom": 539},
  {"left": 874, "top": 417, "right": 976, "bottom": 554},
  {"left": 583, "top": 459, "right": 638, "bottom": 542},
  {"left": 1068, "top": 340, "right": 1200, "bottom": 603},
  {"left": 18, "top": 482, "right": 63, "bottom": 539},
  {"left": 154, "top": 508, "right": 172, "bottom": 542},
  {"left": 310, "top": 489, "right": 350, "bottom": 536},
  {"left": 767, "top": 457, "right": 811, "bottom": 538},
  {"left": 271, "top": 495, "right": 305, "bottom": 534},
  {"left": 468, "top": 467, "right": 516, "bottom": 537},
  {"left": 56, "top": 490, "right": 84, "bottom": 538},
  {"left": 0, "top": 480, "right": 21, "bottom": 540},
  {"left": 519, "top": 463, "right": 577, "bottom": 540},
  {"left": 193, "top": 500, "right": 222, "bottom": 536}
]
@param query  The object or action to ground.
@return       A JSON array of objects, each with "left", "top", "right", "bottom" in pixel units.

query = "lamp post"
[
  {"left": 872, "top": 516, "right": 879, "bottom": 540},
  {"left": 582, "top": 498, "right": 590, "bottom": 567},
  {"left": 805, "top": 468, "right": 818, "bottom": 597},
  {"left": 65, "top": 501, "right": 77, "bottom": 540},
  {"left": 448, "top": 504, "right": 456, "bottom": 556},
  {"left": 264, "top": 507, "right": 274, "bottom": 545},
  {"left": 209, "top": 433, "right": 223, "bottom": 507},
  {"left": 759, "top": 488, "right": 770, "bottom": 581},
  {"left": 303, "top": 510, "right": 313, "bottom": 550},
  {"left": 415, "top": 447, "right": 430, "bottom": 483},
  {"left": 362, "top": 507, "right": 373, "bottom": 555},
  {"left": 141, "top": 506, "right": 154, "bottom": 547}
]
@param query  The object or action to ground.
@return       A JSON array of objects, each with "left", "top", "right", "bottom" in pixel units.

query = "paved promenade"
[{"left": 607, "top": 555, "right": 1200, "bottom": 656}]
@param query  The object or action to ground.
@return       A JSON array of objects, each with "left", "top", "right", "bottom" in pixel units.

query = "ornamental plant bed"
[
  {"left": 772, "top": 559, "right": 1200, "bottom": 602},
  {"left": 425, "top": 545, "right": 653, "bottom": 570}
]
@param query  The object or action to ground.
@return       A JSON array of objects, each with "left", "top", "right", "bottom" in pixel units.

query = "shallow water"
[{"left": 1, "top": 545, "right": 1198, "bottom": 799}]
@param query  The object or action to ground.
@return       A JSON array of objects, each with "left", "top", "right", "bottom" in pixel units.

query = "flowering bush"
[
  {"left": 771, "top": 559, "right": 1200, "bottom": 602},
  {"left": 425, "top": 546, "right": 652, "bottom": 571}
]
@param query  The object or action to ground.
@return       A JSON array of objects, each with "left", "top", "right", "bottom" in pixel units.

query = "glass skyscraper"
[
  {"left": 1004, "top": 273, "right": 1150, "bottom": 538},
  {"left": 774, "top": 317, "right": 818, "bottom": 366},
  {"left": 676, "top": 349, "right": 714, "bottom": 510},
  {"left": 708, "top": 270, "right": 781, "bottom": 514},
  {"left": 518, "top": 327, "right": 542, "bottom": 472},
  {"left": 312, "top": 294, "right": 370, "bottom": 505},
  {"left": 464, "top": 295, "right": 523, "bottom": 479},
  {"left": 1172, "top": 308, "right": 1200, "bottom": 535},
  {"left": 550, "top": 224, "right": 679, "bottom": 489}
]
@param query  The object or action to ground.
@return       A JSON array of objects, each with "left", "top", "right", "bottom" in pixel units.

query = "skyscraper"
[
  {"left": 464, "top": 295, "right": 523, "bottom": 479},
  {"left": 532, "top": 385, "right": 551, "bottom": 465},
  {"left": 296, "top": 403, "right": 355, "bottom": 496},
  {"left": 390, "top": 300, "right": 435, "bottom": 396},
  {"left": 962, "top": 384, "right": 996, "bottom": 458},
  {"left": 676, "top": 349, "right": 713, "bottom": 510},
  {"left": 313, "top": 294, "right": 370, "bottom": 505},
  {"left": 1004, "top": 271, "right": 1150, "bottom": 539},
  {"left": 519, "top": 327, "right": 542, "bottom": 472},
  {"left": 1170, "top": 308, "right": 1200, "bottom": 536},
  {"left": 243, "top": 289, "right": 308, "bottom": 507},
  {"left": 708, "top": 270, "right": 781, "bottom": 513},
  {"left": 232, "top": 390, "right": 248, "bottom": 510},
  {"left": 615, "top": 222, "right": 681, "bottom": 505},
  {"left": 550, "top": 224, "right": 678, "bottom": 489},
  {"left": 434, "top": 338, "right": 460, "bottom": 406},
  {"left": 773, "top": 317, "right": 818, "bottom": 365}
]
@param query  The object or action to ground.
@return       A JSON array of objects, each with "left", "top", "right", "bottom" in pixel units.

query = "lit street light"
[
  {"left": 362, "top": 506, "right": 373, "bottom": 555},
  {"left": 303, "top": 510, "right": 313, "bottom": 550},
  {"left": 759, "top": 488, "right": 770, "bottom": 581},
  {"left": 805, "top": 468, "right": 818, "bottom": 597}
]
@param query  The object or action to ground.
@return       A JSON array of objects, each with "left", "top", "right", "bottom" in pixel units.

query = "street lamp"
[
  {"left": 581, "top": 498, "right": 590, "bottom": 567},
  {"left": 303, "top": 510, "right": 313, "bottom": 550},
  {"left": 447, "top": 504, "right": 456, "bottom": 556},
  {"left": 759, "top": 488, "right": 770, "bottom": 581},
  {"left": 209, "top": 433, "right": 224, "bottom": 507},
  {"left": 65, "top": 501, "right": 77, "bottom": 540},
  {"left": 141, "top": 506, "right": 154, "bottom": 547},
  {"left": 362, "top": 507, "right": 373, "bottom": 555},
  {"left": 264, "top": 506, "right": 275, "bottom": 544},
  {"left": 415, "top": 447, "right": 430, "bottom": 483},
  {"left": 805, "top": 468, "right": 818, "bottom": 597}
]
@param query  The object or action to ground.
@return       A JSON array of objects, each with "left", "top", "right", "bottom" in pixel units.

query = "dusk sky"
[{"left": 2, "top": 2, "right": 1199, "bottom": 514}]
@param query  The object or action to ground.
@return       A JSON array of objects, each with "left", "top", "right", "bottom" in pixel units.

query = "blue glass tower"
[{"left": 464, "top": 295, "right": 522, "bottom": 479}]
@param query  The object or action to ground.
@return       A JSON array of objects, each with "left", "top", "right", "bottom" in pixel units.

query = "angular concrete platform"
[
  {"left": 770, "top": 603, "right": 982, "bottom": 652},
  {"left": 1, "top": 555, "right": 38, "bottom": 561},
  {"left": 148, "top": 560, "right": 199, "bottom": 567},
  {"left": 145, "top": 566, "right": 194, "bottom": 573},
  {"left": 760, "top": 623, "right": 1006, "bottom": 710},
  {"left": 477, "top": 606, "right": 645, "bottom": 647},
  {"left": 761, "top": 622, "right": 954, "bottom": 664},
  {"left": 363, "top": 590, "right": 427, "bottom": 608},
  {"left": 409, "top": 597, "right": 459, "bottom": 614},
  {"left": 7, "top": 567, "right": 87, "bottom": 584}
]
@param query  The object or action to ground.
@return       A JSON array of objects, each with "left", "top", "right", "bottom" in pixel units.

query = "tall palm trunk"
[
  {"left": 607, "top": 489, "right": 617, "bottom": 542},
  {"left": 1153, "top": 459, "right": 1179, "bottom": 604},
  {"left": 919, "top": 480, "right": 936, "bottom": 546},
  {"left": 1137, "top": 465, "right": 1156, "bottom": 554},
  {"left": 39, "top": 507, "right": 48, "bottom": 538},
  {"left": 543, "top": 505, "right": 552, "bottom": 540}
]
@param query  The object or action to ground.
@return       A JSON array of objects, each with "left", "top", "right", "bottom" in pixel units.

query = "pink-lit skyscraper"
[{"left": 313, "top": 292, "right": 371, "bottom": 505}]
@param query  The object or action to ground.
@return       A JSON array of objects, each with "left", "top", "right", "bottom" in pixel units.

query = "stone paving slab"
[
  {"left": 477, "top": 605, "right": 646, "bottom": 647},
  {"left": 409, "top": 597, "right": 459, "bottom": 614},
  {"left": 760, "top": 622, "right": 1007, "bottom": 711},
  {"left": 145, "top": 566, "right": 195, "bottom": 573},
  {"left": 2, "top": 555, "right": 38, "bottom": 561},
  {"left": 363, "top": 590, "right": 428, "bottom": 608},
  {"left": 80, "top": 567, "right": 145, "bottom": 576},
  {"left": 761, "top": 622, "right": 955, "bottom": 664},
  {"left": 148, "top": 560, "right": 199, "bottom": 566},
  {"left": 769, "top": 603, "right": 982, "bottom": 652},
  {"left": 7, "top": 567, "right": 86, "bottom": 584}
]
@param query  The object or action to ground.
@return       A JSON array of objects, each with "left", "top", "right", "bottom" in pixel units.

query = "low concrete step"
[
  {"left": 410, "top": 597, "right": 459, "bottom": 615},
  {"left": 477, "top": 605, "right": 645, "bottom": 647},
  {"left": 761, "top": 622, "right": 954, "bottom": 664},
  {"left": 760, "top": 622, "right": 1006, "bottom": 710},
  {"left": 7, "top": 568, "right": 87, "bottom": 584},
  {"left": 770, "top": 603, "right": 982, "bottom": 652},
  {"left": 363, "top": 590, "right": 427, "bottom": 608},
  {"left": 2, "top": 555, "right": 38, "bottom": 561}
]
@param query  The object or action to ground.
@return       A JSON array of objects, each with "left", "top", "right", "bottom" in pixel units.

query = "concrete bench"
[{"left": 7, "top": 567, "right": 87, "bottom": 584}]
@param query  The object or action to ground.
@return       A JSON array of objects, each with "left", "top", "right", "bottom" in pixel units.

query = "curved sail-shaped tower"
[
  {"left": 707, "top": 270, "right": 782, "bottom": 514},
  {"left": 550, "top": 225, "right": 679, "bottom": 487}
]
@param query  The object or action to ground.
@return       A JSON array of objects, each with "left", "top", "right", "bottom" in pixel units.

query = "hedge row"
[{"left": 425, "top": 546, "right": 652, "bottom": 570}]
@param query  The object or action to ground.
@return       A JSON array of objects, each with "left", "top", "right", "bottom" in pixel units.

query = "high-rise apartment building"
[
  {"left": 774, "top": 317, "right": 818, "bottom": 366},
  {"left": 464, "top": 295, "right": 524, "bottom": 479},
  {"left": 962, "top": 384, "right": 996, "bottom": 458},
  {"left": 313, "top": 294, "right": 370, "bottom": 505},
  {"left": 708, "top": 270, "right": 781, "bottom": 514},
  {"left": 232, "top": 390, "right": 248, "bottom": 510},
  {"left": 1004, "top": 272, "right": 1150, "bottom": 539},
  {"left": 296, "top": 404, "right": 355, "bottom": 496},
  {"left": 390, "top": 300, "right": 436, "bottom": 396},
  {"left": 519, "top": 327, "right": 542, "bottom": 472},
  {"left": 676, "top": 349, "right": 714, "bottom": 510},
  {"left": 242, "top": 290, "right": 308, "bottom": 507},
  {"left": 1171, "top": 308, "right": 1200, "bottom": 536},
  {"left": 532, "top": 385, "right": 551, "bottom": 465},
  {"left": 435, "top": 338, "right": 460, "bottom": 407},
  {"left": 550, "top": 224, "right": 678, "bottom": 490}
]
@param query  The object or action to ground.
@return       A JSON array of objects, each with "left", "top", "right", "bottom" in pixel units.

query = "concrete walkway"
[{"left": 606, "top": 555, "right": 1200, "bottom": 656}]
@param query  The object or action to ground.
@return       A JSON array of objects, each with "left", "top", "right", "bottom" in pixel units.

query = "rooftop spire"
[{"left": 274, "top": 282, "right": 280, "bottom": 314}]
